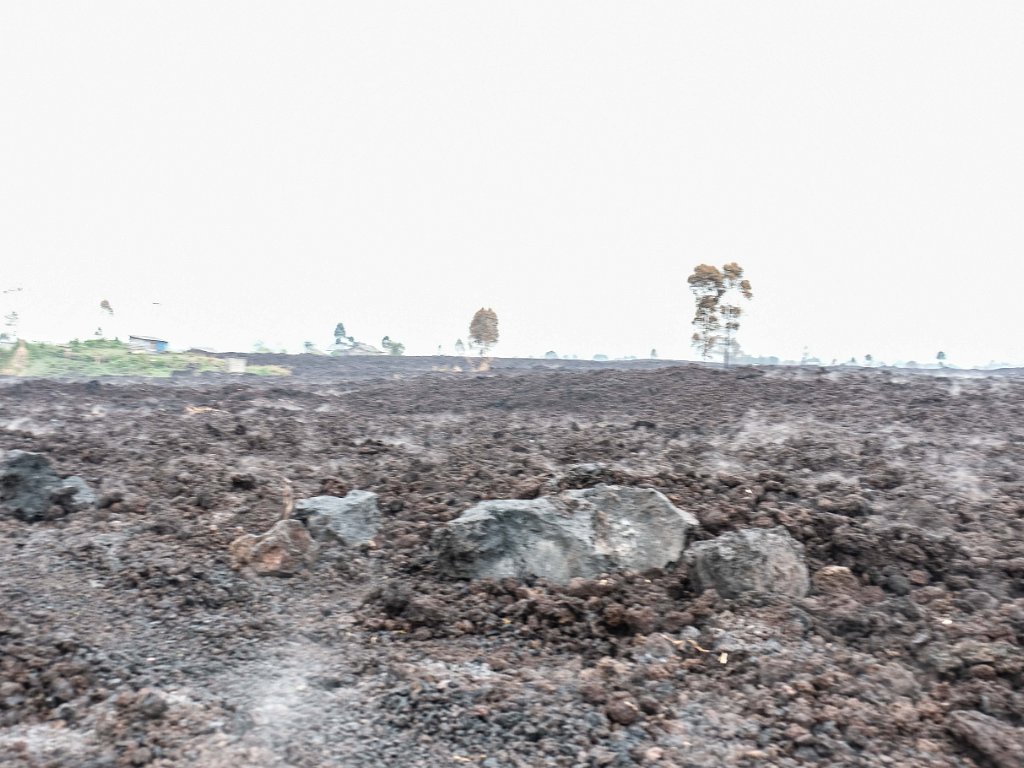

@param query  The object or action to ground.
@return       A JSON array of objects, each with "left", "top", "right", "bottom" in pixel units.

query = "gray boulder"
[
  {"left": 948, "top": 710, "right": 1024, "bottom": 768},
  {"left": 436, "top": 498, "right": 600, "bottom": 583},
  {"left": 563, "top": 485, "right": 699, "bottom": 571},
  {"left": 436, "top": 485, "right": 697, "bottom": 583},
  {"left": 293, "top": 490, "right": 381, "bottom": 546},
  {"left": 51, "top": 476, "right": 98, "bottom": 513},
  {"left": 1, "top": 450, "right": 96, "bottom": 522},
  {"left": 685, "top": 526, "right": 809, "bottom": 598}
]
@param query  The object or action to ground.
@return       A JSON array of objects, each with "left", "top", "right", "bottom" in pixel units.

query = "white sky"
[{"left": 2, "top": 2, "right": 1022, "bottom": 365}]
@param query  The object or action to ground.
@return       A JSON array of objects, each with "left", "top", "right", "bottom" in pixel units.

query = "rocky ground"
[{"left": 1, "top": 359, "right": 1023, "bottom": 767}]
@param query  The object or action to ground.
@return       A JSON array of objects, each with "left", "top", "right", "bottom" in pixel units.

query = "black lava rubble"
[{"left": 1, "top": 360, "right": 1023, "bottom": 766}]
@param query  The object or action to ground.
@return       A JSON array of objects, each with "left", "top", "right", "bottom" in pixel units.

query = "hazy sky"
[{"left": 2, "top": 3, "right": 1022, "bottom": 365}]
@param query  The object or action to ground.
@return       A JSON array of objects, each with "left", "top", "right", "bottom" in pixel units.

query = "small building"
[
  {"left": 128, "top": 335, "right": 169, "bottom": 353},
  {"left": 225, "top": 357, "right": 247, "bottom": 374}
]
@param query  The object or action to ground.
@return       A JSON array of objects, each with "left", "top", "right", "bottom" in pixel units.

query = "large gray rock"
[
  {"left": 563, "top": 485, "right": 699, "bottom": 569},
  {"left": 685, "top": 526, "right": 809, "bottom": 598},
  {"left": 948, "top": 710, "right": 1024, "bottom": 768},
  {"left": 51, "top": 476, "right": 97, "bottom": 513},
  {"left": 436, "top": 498, "right": 599, "bottom": 583},
  {"left": 0, "top": 450, "right": 96, "bottom": 522},
  {"left": 229, "top": 519, "right": 319, "bottom": 577},
  {"left": 293, "top": 490, "right": 381, "bottom": 546},
  {"left": 436, "top": 485, "right": 698, "bottom": 583}
]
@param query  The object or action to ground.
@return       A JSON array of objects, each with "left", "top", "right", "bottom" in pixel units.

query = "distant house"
[
  {"left": 225, "top": 357, "right": 247, "bottom": 374},
  {"left": 128, "top": 335, "right": 169, "bottom": 353}
]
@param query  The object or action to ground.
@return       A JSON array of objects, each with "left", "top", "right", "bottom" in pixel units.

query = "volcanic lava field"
[{"left": 2, "top": 359, "right": 1023, "bottom": 767}]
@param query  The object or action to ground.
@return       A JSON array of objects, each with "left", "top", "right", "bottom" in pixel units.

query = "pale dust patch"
[
  {"left": 197, "top": 640, "right": 363, "bottom": 766},
  {"left": 82, "top": 404, "right": 110, "bottom": 422},
  {"left": 719, "top": 412, "right": 804, "bottom": 452},
  {"left": 0, "top": 723, "right": 93, "bottom": 763},
  {"left": 2, "top": 416, "right": 55, "bottom": 436},
  {"left": 880, "top": 426, "right": 997, "bottom": 503},
  {"left": 374, "top": 430, "right": 439, "bottom": 458},
  {"left": 311, "top": 387, "right": 358, "bottom": 397},
  {"left": 964, "top": 434, "right": 1007, "bottom": 449},
  {"left": 985, "top": 377, "right": 1012, "bottom": 394},
  {"left": 923, "top": 447, "right": 994, "bottom": 502},
  {"left": 247, "top": 398, "right": 304, "bottom": 412},
  {"left": 810, "top": 470, "right": 862, "bottom": 492}
]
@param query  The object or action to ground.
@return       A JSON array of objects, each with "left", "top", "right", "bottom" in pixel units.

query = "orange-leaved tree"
[{"left": 469, "top": 308, "right": 499, "bottom": 356}]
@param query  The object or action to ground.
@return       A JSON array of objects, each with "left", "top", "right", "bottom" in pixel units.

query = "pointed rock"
[
  {"left": 229, "top": 519, "right": 319, "bottom": 576},
  {"left": 293, "top": 490, "right": 381, "bottom": 546}
]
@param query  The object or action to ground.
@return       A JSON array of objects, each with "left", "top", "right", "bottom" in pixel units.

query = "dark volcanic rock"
[
  {"left": 0, "top": 450, "right": 95, "bottom": 521},
  {"left": 685, "top": 526, "right": 809, "bottom": 598},
  {"left": 133, "top": 689, "right": 169, "bottom": 720},
  {"left": 605, "top": 696, "right": 642, "bottom": 726},
  {"left": 811, "top": 565, "right": 861, "bottom": 597}
]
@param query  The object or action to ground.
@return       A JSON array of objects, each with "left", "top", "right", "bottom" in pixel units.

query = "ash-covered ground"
[{"left": 2, "top": 359, "right": 1023, "bottom": 767}]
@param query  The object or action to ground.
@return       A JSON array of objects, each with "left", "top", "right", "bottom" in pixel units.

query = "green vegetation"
[
  {"left": 246, "top": 364, "right": 292, "bottom": 376},
  {"left": 381, "top": 336, "right": 406, "bottom": 356},
  {"left": 0, "top": 339, "right": 289, "bottom": 378}
]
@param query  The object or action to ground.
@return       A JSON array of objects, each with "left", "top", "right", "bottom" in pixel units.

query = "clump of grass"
[
  {"left": 10, "top": 340, "right": 217, "bottom": 378},
  {"left": 246, "top": 364, "right": 292, "bottom": 376},
  {"left": 3, "top": 340, "right": 293, "bottom": 378}
]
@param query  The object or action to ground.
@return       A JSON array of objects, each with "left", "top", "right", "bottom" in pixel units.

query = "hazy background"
[{"left": 2, "top": 2, "right": 1022, "bottom": 365}]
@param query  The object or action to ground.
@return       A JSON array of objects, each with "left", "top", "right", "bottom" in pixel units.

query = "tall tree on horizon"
[
  {"left": 381, "top": 336, "right": 406, "bottom": 356},
  {"left": 2, "top": 311, "right": 19, "bottom": 341},
  {"left": 469, "top": 308, "right": 499, "bottom": 356},
  {"left": 687, "top": 263, "right": 753, "bottom": 366}
]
